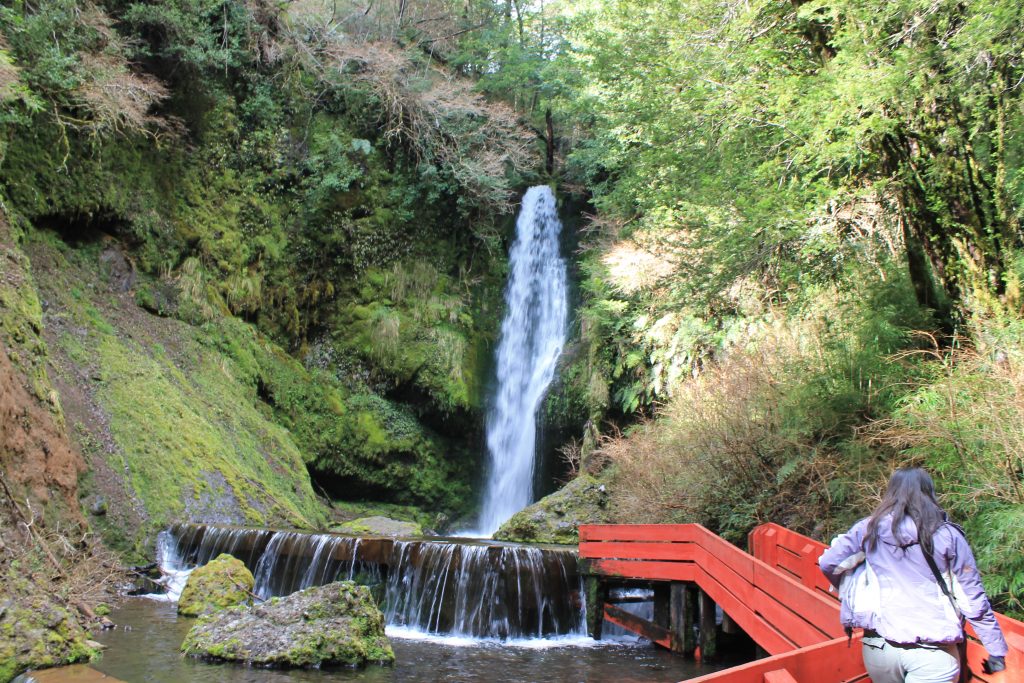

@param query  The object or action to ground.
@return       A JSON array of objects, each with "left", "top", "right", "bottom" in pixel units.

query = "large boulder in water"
[
  {"left": 181, "top": 581, "right": 394, "bottom": 668},
  {"left": 177, "top": 553, "right": 254, "bottom": 617},
  {"left": 494, "top": 474, "right": 609, "bottom": 545}
]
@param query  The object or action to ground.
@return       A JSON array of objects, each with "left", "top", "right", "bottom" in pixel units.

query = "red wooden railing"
[
  {"left": 748, "top": 523, "right": 1024, "bottom": 683},
  {"left": 579, "top": 522, "right": 1024, "bottom": 683}
]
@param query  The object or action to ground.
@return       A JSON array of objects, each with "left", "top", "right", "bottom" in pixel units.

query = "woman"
[{"left": 819, "top": 467, "right": 1008, "bottom": 683}]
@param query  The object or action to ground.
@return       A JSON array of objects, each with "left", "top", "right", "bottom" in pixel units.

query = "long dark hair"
[{"left": 865, "top": 467, "right": 947, "bottom": 555}]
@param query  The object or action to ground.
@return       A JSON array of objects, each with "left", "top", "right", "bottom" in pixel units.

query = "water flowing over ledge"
[
  {"left": 155, "top": 523, "right": 587, "bottom": 642},
  {"left": 475, "top": 185, "right": 568, "bottom": 536}
]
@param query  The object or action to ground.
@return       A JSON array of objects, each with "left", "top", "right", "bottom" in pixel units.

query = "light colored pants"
[{"left": 862, "top": 635, "right": 960, "bottom": 683}]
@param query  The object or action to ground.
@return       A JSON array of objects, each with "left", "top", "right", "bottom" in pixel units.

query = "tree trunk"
[
  {"left": 878, "top": 114, "right": 1009, "bottom": 328},
  {"left": 545, "top": 108, "right": 555, "bottom": 176}
]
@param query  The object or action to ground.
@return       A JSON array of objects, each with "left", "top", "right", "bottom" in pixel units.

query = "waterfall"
[
  {"left": 141, "top": 530, "right": 194, "bottom": 602},
  {"left": 157, "top": 523, "right": 586, "bottom": 641},
  {"left": 477, "top": 185, "right": 568, "bottom": 537},
  {"left": 383, "top": 541, "right": 580, "bottom": 639}
]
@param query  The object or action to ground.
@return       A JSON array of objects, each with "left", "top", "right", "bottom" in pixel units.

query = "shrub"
[{"left": 865, "top": 326, "right": 1024, "bottom": 615}]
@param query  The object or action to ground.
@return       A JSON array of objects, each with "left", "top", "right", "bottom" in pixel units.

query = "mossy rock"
[
  {"left": 0, "top": 577, "right": 98, "bottom": 683},
  {"left": 178, "top": 553, "right": 254, "bottom": 617},
  {"left": 494, "top": 475, "right": 610, "bottom": 545},
  {"left": 181, "top": 581, "right": 394, "bottom": 668},
  {"left": 334, "top": 516, "right": 422, "bottom": 537}
]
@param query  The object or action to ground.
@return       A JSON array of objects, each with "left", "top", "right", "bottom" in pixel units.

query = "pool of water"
[{"left": 86, "top": 600, "right": 732, "bottom": 682}]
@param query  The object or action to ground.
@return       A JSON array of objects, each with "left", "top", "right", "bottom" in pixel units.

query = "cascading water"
[
  {"left": 156, "top": 523, "right": 586, "bottom": 641},
  {"left": 476, "top": 186, "right": 568, "bottom": 537},
  {"left": 383, "top": 541, "right": 580, "bottom": 639},
  {"left": 142, "top": 530, "right": 194, "bottom": 602}
]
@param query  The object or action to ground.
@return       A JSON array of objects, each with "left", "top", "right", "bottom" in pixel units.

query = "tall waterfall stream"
[{"left": 475, "top": 185, "right": 568, "bottom": 536}]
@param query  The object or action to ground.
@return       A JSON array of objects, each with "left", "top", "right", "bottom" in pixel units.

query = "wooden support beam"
[
  {"left": 604, "top": 603, "right": 672, "bottom": 650},
  {"left": 653, "top": 582, "right": 670, "bottom": 630},
  {"left": 700, "top": 588, "right": 718, "bottom": 660},
  {"left": 670, "top": 582, "right": 696, "bottom": 656},
  {"left": 762, "top": 670, "right": 799, "bottom": 683},
  {"left": 584, "top": 576, "right": 607, "bottom": 641},
  {"left": 606, "top": 595, "right": 654, "bottom": 604}
]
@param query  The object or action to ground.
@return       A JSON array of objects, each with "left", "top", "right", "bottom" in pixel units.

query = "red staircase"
[{"left": 578, "top": 523, "right": 1024, "bottom": 682}]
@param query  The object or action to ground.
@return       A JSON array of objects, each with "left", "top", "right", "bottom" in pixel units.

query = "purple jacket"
[{"left": 819, "top": 515, "right": 1008, "bottom": 657}]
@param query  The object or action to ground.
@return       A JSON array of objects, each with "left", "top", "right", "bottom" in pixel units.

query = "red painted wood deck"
[{"left": 579, "top": 523, "right": 1024, "bottom": 683}]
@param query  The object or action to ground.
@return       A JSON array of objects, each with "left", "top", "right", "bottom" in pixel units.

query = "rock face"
[
  {"left": 181, "top": 581, "right": 394, "bottom": 668},
  {"left": 334, "top": 516, "right": 422, "bottom": 537},
  {"left": 0, "top": 578, "right": 98, "bottom": 683},
  {"left": 494, "top": 474, "right": 610, "bottom": 545},
  {"left": 177, "top": 553, "right": 254, "bottom": 617}
]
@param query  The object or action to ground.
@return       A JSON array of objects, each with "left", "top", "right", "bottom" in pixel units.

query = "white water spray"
[
  {"left": 141, "top": 530, "right": 193, "bottom": 602},
  {"left": 476, "top": 186, "right": 568, "bottom": 537}
]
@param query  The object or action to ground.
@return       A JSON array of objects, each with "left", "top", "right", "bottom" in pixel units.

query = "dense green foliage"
[{"left": 0, "top": 0, "right": 544, "bottom": 527}]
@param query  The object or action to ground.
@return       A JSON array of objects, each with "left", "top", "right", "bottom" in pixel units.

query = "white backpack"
[{"left": 837, "top": 551, "right": 881, "bottom": 630}]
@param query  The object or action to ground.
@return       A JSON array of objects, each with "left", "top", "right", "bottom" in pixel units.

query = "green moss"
[
  {"left": 494, "top": 475, "right": 610, "bottom": 545},
  {"left": 332, "top": 261, "right": 495, "bottom": 415},
  {"left": 178, "top": 553, "right": 255, "bottom": 617},
  {"left": 0, "top": 210, "right": 59, "bottom": 412},
  {"left": 95, "top": 329, "right": 323, "bottom": 529},
  {"left": 330, "top": 500, "right": 435, "bottom": 529},
  {"left": 182, "top": 581, "right": 394, "bottom": 668},
  {"left": 334, "top": 516, "right": 423, "bottom": 537},
  {"left": 0, "top": 576, "right": 98, "bottom": 683},
  {"left": 31, "top": 239, "right": 327, "bottom": 541}
]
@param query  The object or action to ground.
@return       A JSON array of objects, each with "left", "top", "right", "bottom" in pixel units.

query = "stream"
[
  {"left": 35, "top": 523, "right": 737, "bottom": 682},
  {"left": 84, "top": 599, "right": 723, "bottom": 683},
  {"left": 14, "top": 520, "right": 750, "bottom": 682}
]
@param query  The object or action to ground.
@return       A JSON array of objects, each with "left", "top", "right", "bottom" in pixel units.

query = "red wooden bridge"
[{"left": 578, "top": 523, "right": 1024, "bottom": 683}]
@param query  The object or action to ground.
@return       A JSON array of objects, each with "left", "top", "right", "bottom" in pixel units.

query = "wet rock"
[
  {"left": 177, "top": 553, "right": 254, "bottom": 617},
  {"left": 181, "top": 581, "right": 394, "bottom": 669},
  {"left": 88, "top": 497, "right": 107, "bottom": 516},
  {"left": 494, "top": 474, "right": 610, "bottom": 545},
  {"left": 133, "top": 280, "right": 178, "bottom": 317},
  {"left": 334, "top": 516, "right": 422, "bottom": 537},
  {"left": 97, "top": 245, "right": 136, "bottom": 292},
  {"left": 0, "top": 578, "right": 98, "bottom": 683}
]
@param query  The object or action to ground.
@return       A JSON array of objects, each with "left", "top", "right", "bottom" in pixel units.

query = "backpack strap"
[
  {"left": 921, "top": 527, "right": 963, "bottom": 623},
  {"left": 925, "top": 524, "right": 971, "bottom": 683}
]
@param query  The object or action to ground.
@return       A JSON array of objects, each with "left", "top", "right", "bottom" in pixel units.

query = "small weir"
[{"left": 159, "top": 523, "right": 586, "bottom": 640}]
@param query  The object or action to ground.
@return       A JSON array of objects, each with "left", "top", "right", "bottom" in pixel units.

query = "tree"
[{"left": 549, "top": 0, "right": 1024, "bottom": 323}]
